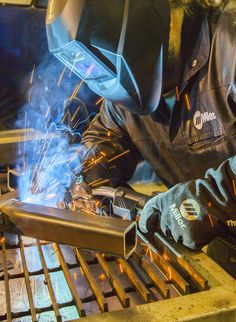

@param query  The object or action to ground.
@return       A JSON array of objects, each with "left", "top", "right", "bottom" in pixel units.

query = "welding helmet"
[{"left": 46, "top": 0, "right": 170, "bottom": 115}]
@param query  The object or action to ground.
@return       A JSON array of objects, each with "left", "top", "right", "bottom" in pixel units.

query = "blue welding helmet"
[{"left": 46, "top": 0, "right": 170, "bottom": 115}]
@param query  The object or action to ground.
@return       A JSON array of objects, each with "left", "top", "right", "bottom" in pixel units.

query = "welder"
[{"left": 46, "top": 0, "right": 236, "bottom": 277}]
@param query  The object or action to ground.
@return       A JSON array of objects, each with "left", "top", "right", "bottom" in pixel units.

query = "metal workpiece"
[{"left": 0, "top": 199, "right": 137, "bottom": 259}]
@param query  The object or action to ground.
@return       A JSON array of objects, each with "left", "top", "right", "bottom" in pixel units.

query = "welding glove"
[
  {"left": 139, "top": 177, "right": 230, "bottom": 249},
  {"left": 138, "top": 155, "right": 236, "bottom": 250}
]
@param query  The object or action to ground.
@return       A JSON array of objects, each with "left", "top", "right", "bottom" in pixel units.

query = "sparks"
[
  {"left": 232, "top": 179, "right": 236, "bottom": 195},
  {"left": 32, "top": 141, "right": 61, "bottom": 193},
  {"left": 94, "top": 155, "right": 104, "bottom": 164},
  {"left": 45, "top": 105, "right": 51, "bottom": 119},
  {"left": 163, "top": 253, "right": 168, "bottom": 261},
  {"left": 98, "top": 273, "right": 106, "bottom": 281},
  {"left": 91, "top": 179, "right": 109, "bottom": 187},
  {"left": 29, "top": 64, "right": 36, "bottom": 85},
  {"left": 175, "top": 86, "right": 180, "bottom": 101},
  {"left": 72, "top": 118, "right": 81, "bottom": 129},
  {"left": 28, "top": 88, "right": 32, "bottom": 102},
  {"left": 14, "top": 259, "right": 19, "bottom": 270},
  {"left": 44, "top": 193, "right": 56, "bottom": 201},
  {"left": 208, "top": 213, "right": 214, "bottom": 227},
  {"left": 71, "top": 105, "right": 81, "bottom": 122},
  {"left": 107, "top": 150, "right": 130, "bottom": 163},
  {"left": 57, "top": 66, "right": 67, "bottom": 87},
  {"left": 96, "top": 97, "right": 104, "bottom": 106},
  {"left": 69, "top": 80, "right": 84, "bottom": 101},
  {"left": 68, "top": 146, "right": 83, "bottom": 164},
  {"left": 0, "top": 237, "right": 5, "bottom": 244},
  {"left": 89, "top": 178, "right": 104, "bottom": 186},
  {"left": 149, "top": 248, "right": 153, "bottom": 262},
  {"left": 82, "top": 155, "right": 105, "bottom": 173},
  {"left": 79, "top": 267, "right": 84, "bottom": 276},
  {"left": 184, "top": 93, "right": 191, "bottom": 110},
  {"left": 145, "top": 245, "right": 150, "bottom": 256},
  {"left": 73, "top": 160, "right": 90, "bottom": 173},
  {"left": 61, "top": 111, "right": 69, "bottom": 123},
  {"left": 47, "top": 181, "right": 60, "bottom": 193}
]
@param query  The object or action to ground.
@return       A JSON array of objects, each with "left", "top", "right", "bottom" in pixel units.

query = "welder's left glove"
[{"left": 139, "top": 178, "right": 229, "bottom": 250}]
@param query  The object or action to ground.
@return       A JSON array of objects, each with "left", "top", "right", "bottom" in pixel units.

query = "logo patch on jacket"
[
  {"left": 193, "top": 111, "right": 216, "bottom": 130},
  {"left": 180, "top": 199, "right": 200, "bottom": 221}
]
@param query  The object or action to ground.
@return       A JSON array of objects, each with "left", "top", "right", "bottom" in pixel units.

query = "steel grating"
[{"left": 0, "top": 230, "right": 211, "bottom": 322}]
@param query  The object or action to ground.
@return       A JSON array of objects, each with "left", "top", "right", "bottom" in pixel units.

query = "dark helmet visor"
[{"left": 46, "top": 0, "right": 170, "bottom": 115}]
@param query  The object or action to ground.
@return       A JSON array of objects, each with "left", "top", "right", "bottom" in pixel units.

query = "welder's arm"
[
  {"left": 139, "top": 156, "right": 236, "bottom": 250},
  {"left": 80, "top": 100, "right": 143, "bottom": 186}
]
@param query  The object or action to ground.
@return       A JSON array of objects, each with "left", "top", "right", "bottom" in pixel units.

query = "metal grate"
[{"left": 0, "top": 232, "right": 209, "bottom": 322}]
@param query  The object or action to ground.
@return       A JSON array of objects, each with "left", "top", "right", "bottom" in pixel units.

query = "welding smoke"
[{"left": 15, "top": 54, "right": 93, "bottom": 207}]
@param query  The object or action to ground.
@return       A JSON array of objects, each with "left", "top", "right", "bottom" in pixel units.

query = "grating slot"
[
  {"left": 74, "top": 249, "right": 108, "bottom": 313},
  {"left": 36, "top": 240, "right": 62, "bottom": 321},
  {"left": 96, "top": 253, "right": 130, "bottom": 308},
  {"left": 53, "top": 243, "right": 86, "bottom": 317},
  {"left": 138, "top": 236, "right": 190, "bottom": 294},
  {"left": 116, "top": 258, "right": 151, "bottom": 303},
  {"left": 1, "top": 236, "right": 11, "bottom": 321},
  {"left": 137, "top": 252, "right": 170, "bottom": 299},
  {"left": 18, "top": 236, "right": 37, "bottom": 321},
  {"left": 154, "top": 232, "right": 209, "bottom": 291}
]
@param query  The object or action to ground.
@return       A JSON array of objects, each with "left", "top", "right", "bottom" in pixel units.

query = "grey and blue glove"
[{"left": 139, "top": 182, "right": 226, "bottom": 250}]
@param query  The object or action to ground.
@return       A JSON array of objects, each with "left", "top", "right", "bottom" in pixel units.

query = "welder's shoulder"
[
  {"left": 210, "top": 3, "right": 236, "bottom": 83},
  {"left": 220, "top": 1, "right": 236, "bottom": 33}
]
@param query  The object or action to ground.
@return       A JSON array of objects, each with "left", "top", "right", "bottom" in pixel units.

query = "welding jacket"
[{"left": 81, "top": 2, "right": 236, "bottom": 249}]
